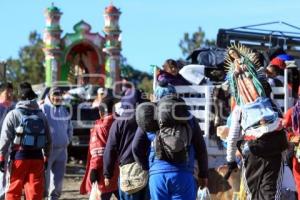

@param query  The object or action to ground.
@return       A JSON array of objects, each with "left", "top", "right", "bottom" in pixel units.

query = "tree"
[
  {"left": 6, "top": 31, "right": 45, "bottom": 85},
  {"left": 138, "top": 76, "right": 153, "bottom": 95},
  {"left": 121, "top": 63, "right": 153, "bottom": 94},
  {"left": 179, "top": 27, "right": 216, "bottom": 57},
  {"left": 6, "top": 58, "right": 23, "bottom": 83},
  {"left": 19, "top": 31, "right": 45, "bottom": 83}
]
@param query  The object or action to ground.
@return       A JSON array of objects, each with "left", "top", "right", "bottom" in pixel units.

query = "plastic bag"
[
  {"left": 197, "top": 187, "right": 211, "bottom": 200},
  {"left": 89, "top": 182, "right": 101, "bottom": 200},
  {"left": 179, "top": 64, "right": 205, "bottom": 85}
]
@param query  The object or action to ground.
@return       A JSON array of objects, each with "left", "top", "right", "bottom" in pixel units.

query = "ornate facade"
[{"left": 43, "top": 3, "right": 122, "bottom": 87}]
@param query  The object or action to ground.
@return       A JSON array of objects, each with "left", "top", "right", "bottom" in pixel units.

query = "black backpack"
[
  {"left": 154, "top": 124, "right": 192, "bottom": 163},
  {"left": 155, "top": 95, "right": 193, "bottom": 163},
  {"left": 18, "top": 109, "right": 47, "bottom": 149},
  {"left": 157, "top": 95, "right": 190, "bottom": 127},
  {"left": 187, "top": 47, "right": 226, "bottom": 67}
]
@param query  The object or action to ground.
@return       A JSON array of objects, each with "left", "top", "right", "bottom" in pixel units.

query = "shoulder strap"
[
  {"left": 16, "top": 108, "right": 38, "bottom": 115},
  {"left": 185, "top": 122, "right": 193, "bottom": 145},
  {"left": 15, "top": 108, "right": 26, "bottom": 126},
  {"left": 188, "top": 118, "right": 195, "bottom": 130}
]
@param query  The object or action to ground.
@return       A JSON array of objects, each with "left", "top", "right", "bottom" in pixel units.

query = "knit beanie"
[{"left": 154, "top": 85, "right": 176, "bottom": 101}]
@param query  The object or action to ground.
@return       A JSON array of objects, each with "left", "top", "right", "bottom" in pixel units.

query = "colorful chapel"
[{"left": 43, "top": 3, "right": 122, "bottom": 87}]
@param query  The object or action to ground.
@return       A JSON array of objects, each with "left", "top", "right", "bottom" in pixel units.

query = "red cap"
[{"left": 270, "top": 57, "right": 286, "bottom": 69}]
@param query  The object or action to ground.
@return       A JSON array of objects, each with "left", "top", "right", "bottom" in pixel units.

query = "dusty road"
[
  {"left": 59, "top": 164, "right": 239, "bottom": 200},
  {"left": 60, "top": 163, "right": 88, "bottom": 200}
]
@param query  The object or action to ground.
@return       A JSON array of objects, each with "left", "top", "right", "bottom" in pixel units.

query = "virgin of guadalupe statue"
[
  {"left": 226, "top": 45, "right": 281, "bottom": 133},
  {"left": 225, "top": 45, "right": 266, "bottom": 105},
  {"left": 69, "top": 54, "right": 90, "bottom": 85}
]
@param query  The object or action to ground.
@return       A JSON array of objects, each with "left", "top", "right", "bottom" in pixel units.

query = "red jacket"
[{"left": 80, "top": 115, "right": 119, "bottom": 194}]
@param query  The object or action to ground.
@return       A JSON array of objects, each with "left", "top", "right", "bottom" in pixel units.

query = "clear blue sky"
[{"left": 0, "top": 0, "right": 299, "bottom": 73}]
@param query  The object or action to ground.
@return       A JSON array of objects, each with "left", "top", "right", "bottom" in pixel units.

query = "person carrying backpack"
[
  {"left": 132, "top": 92, "right": 208, "bottom": 200},
  {"left": 0, "top": 83, "right": 52, "bottom": 200}
]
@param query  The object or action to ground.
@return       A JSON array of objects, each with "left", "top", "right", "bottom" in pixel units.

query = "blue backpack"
[{"left": 18, "top": 109, "right": 47, "bottom": 149}]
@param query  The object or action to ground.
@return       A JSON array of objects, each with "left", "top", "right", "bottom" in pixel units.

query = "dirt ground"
[
  {"left": 60, "top": 163, "right": 88, "bottom": 200},
  {"left": 60, "top": 164, "right": 240, "bottom": 200}
]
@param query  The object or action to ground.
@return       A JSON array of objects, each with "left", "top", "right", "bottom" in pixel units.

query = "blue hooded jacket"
[{"left": 40, "top": 96, "right": 73, "bottom": 148}]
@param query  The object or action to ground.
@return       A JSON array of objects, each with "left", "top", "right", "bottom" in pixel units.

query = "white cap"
[{"left": 97, "top": 87, "right": 105, "bottom": 95}]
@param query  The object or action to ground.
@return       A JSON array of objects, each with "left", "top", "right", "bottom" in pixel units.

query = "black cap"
[
  {"left": 99, "top": 96, "right": 115, "bottom": 114},
  {"left": 19, "top": 87, "right": 37, "bottom": 100},
  {"left": 49, "top": 86, "right": 62, "bottom": 96},
  {"left": 0, "top": 82, "right": 13, "bottom": 92}
]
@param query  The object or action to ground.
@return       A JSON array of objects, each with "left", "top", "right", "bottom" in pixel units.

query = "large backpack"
[
  {"left": 18, "top": 109, "right": 47, "bottom": 149},
  {"left": 187, "top": 47, "right": 226, "bottom": 68},
  {"left": 157, "top": 95, "right": 191, "bottom": 127},
  {"left": 155, "top": 95, "right": 193, "bottom": 163},
  {"left": 154, "top": 124, "right": 193, "bottom": 163}
]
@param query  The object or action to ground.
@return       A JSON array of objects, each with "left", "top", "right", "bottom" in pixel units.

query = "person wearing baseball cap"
[
  {"left": 92, "top": 87, "right": 109, "bottom": 108},
  {"left": 40, "top": 86, "right": 73, "bottom": 200}
]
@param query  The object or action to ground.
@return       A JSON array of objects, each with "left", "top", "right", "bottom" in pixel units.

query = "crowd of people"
[
  {"left": 0, "top": 83, "right": 73, "bottom": 200},
  {"left": 0, "top": 45, "right": 299, "bottom": 200}
]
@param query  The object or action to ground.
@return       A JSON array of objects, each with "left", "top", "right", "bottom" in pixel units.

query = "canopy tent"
[{"left": 217, "top": 21, "right": 300, "bottom": 58}]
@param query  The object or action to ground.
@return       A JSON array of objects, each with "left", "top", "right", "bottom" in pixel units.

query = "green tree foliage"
[
  {"left": 179, "top": 27, "right": 216, "bottom": 57},
  {"left": 6, "top": 31, "right": 45, "bottom": 85},
  {"left": 121, "top": 64, "right": 153, "bottom": 94},
  {"left": 5, "top": 58, "right": 23, "bottom": 83},
  {"left": 139, "top": 76, "right": 153, "bottom": 94}
]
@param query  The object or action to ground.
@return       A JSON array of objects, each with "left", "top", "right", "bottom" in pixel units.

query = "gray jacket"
[{"left": 0, "top": 100, "right": 52, "bottom": 161}]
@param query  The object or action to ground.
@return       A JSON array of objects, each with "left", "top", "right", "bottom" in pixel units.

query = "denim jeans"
[{"left": 118, "top": 182, "right": 149, "bottom": 200}]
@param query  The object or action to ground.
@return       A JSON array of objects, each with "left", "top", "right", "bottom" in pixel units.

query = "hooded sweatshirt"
[
  {"left": 0, "top": 100, "right": 52, "bottom": 161},
  {"left": 103, "top": 90, "right": 143, "bottom": 179},
  {"left": 40, "top": 96, "right": 73, "bottom": 148},
  {"left": 157, "top": 70, "right": 191, "bottom": 86}
]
